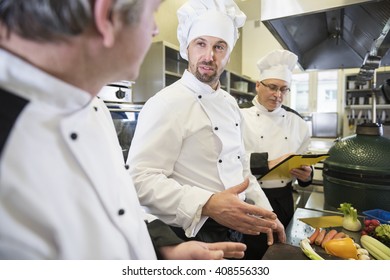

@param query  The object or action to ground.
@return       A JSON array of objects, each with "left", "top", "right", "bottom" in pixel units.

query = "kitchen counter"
[
  {"left": 303, "top": 187, "right": 340, "bottom": 213},
  {"left": 262, "top": 206, "right": 363, "bottom": 260},
  {"left": 285, "top": 207, "right": 362, "bottom": 246},
  {"left": 304, "top": 187, "right": 367, "bottom": 217}
]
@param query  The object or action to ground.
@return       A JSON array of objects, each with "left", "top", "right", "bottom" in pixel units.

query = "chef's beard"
[
  {"left": 195, "top": 71, "right": 218, "bottom": 84},
  {"left": 194, "top": 62, "right": 219, "bottom": 85}
]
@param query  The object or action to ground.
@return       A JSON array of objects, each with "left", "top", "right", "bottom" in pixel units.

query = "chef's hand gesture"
[
  {"left": 159, "top": 240, "right": 247, "bottom": 260},
  {"left": 202, "top": 178, "right": 286, "bottom": 245}
]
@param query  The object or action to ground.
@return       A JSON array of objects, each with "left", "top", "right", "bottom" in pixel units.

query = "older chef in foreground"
[
  {"left": 128, "top": 0, "right": 286, "bottom": 260},
  {"left": 0, "top": 0, "right": 247, "bottom": 260},
  {"left": 240, "top": 50, "right": 312, "bottom": 230}
]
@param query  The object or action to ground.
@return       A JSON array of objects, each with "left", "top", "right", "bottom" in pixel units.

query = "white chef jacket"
[
  {"left": 240, "top": 97, "right": 311, "bottom": 188},
  {"left": 0, "top": 49, "right": 156, "bottom": 259},
  {"left": 128, "top": 70, "right": 272, "bottom": 237}
]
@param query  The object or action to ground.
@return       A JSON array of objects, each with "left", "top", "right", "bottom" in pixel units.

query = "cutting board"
[{"left": 261, "top": 243, "right": 342, "bottom": 260}]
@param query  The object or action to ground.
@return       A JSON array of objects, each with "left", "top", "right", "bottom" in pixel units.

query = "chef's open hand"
[
  {"left": 159, "top": 240, "right": 247, "bottom": 260},
  {"left": 290, "top": 165, "right": 312, "bottom": 182},
  {"left": 202, "top": 178, "right": 279, "bottom": 239}
]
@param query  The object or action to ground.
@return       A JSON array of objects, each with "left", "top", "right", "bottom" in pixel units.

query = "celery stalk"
[{"left": 300, "top": 238, "right": 324, "bottom": 260}]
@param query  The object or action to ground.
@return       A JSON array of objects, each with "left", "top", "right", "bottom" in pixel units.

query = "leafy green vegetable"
[
  {"left": 338, "top": 203, "right": 357, "bottom": 220},
  {"left": 374, "top": 224, "right": 390, "bottom": 247},
  {"left": 337, "top": 202, "right": 362, "bottom": 231}
]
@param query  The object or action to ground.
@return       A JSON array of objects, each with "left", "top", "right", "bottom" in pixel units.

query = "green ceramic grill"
[{"left": 323, "top": 123, "right": 390, "bottom": 212}]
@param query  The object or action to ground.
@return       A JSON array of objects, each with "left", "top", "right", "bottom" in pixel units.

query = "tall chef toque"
[
  {"left": 257, "top": 50, "right": 298, "bottom": 84},
  {"left": 177, "top": 0, "right": 246, "bottom": 61}
]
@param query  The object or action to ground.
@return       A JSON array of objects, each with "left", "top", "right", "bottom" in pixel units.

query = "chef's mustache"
[{"left": 198, "top": 61, "right": 216, "bottom": 68}]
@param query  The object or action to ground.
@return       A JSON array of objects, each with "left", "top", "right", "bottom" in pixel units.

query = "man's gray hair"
[{"left": 0, "top": 0, "right": 142, "bottom": 41}]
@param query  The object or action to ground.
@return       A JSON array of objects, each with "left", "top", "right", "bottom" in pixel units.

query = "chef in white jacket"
[
  {"left": 128, "top": 0, "right": 285, "bottom": 260},
  {"left": 0, "top": 0, "right": 247, "bottom": 260},
  {"left": 240, "top": 50, "right": 312, "bottom": 229}
]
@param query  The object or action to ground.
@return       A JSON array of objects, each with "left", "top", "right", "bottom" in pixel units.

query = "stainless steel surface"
[
  {"left": 262, "top": 206, "right": 364, "bottom": 259},
  {"left": 98, "top": 81, "right": 133, "bottom": 102},
  {"left": 381, "top": 77, "right": 390, "bottom": 102},
  {"left": 285, "top": 207, "right": 362, "bottom": 247},
  {"left": 104, "top": 102, "right": 143, "bottom": 112},
  {"left": 304, "top": 189, "right": 342, "bottom": 213},
  {"left": 104, "top": 101, "right": 143, "bottom": 161},
  {"left": 304, "top": 191, "right": 326, "bottom": 211},
  {"left": 304, "top": 189, "right": 368, "bottom": 215},
  {"left": 261, "top": 0, "right": 390, "bottom": 70},
  {"left": 286, "top": 208, "right": 333, "bottom": 247},
  {"left": 261, "top": 0, "right": 373, "bottom": 21},
  {"left": 372, "top": 80, "right": 377, "bottom": 123}
]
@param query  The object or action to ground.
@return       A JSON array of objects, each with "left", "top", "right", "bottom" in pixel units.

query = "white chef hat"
[
  {"left": 257, "top": 50, "right": 298, "bottom": 84},
  {"left": 177, "top": 0, "right": 246, "bottom": 61}
]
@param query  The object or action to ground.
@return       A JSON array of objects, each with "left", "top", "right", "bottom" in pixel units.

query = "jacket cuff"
[
  {"left": 250, "top": 152, "right": 269, "bottom": 176},
  {"left": 146, "top": 219, "right": 183, "bottom": 259}
]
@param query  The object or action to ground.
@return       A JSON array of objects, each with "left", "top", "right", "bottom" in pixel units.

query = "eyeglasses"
[{"left": 260, "top": 81, "right": 290, "bottom": 95}]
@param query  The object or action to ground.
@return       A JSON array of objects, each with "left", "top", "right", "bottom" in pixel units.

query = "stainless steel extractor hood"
[{"left": 261, "top": 0, "right": 390, "bottom": 70}]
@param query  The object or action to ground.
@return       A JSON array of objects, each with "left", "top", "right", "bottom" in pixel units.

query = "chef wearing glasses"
[{"left": 240, "top": 50, "right": 313, "bottom": 229}]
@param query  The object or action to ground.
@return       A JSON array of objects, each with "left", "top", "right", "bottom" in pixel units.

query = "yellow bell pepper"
[{"left": 324, "top": 237, "right": 358, "bottom": 259}]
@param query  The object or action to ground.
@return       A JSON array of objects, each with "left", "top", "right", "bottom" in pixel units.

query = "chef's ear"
[{"left": 94, "top": 0, "right": 115, "bottom": 47}]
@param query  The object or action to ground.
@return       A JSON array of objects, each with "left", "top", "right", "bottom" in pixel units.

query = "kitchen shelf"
[
  {"left": 165, "top": 71, "right": 182, "bottom": 78},
  {"left": 221, "top": 70, "right": 257, "bottom": 104},
  {"left": 346, "top": 88, "right": 373, "bottom": 92},
  {"left": 343, "top": 72, "right": 390, "bottom": 137},
  {"left": 230, "top": 89, "right": 256, "bottom": 96},
  {"left": 345, "top": 89, "right": 373, "bottom": 95},
  {"left": 132, "top": 41, "right": 257, "bottom": 104},
  {"left": 132, "top": 41, "right": 187, "bottom": 103},
  {"left": 345, "top": 104, "right": 390, "bottom": 110}
]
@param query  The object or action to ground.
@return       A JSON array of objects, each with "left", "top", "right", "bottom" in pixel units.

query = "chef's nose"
[
  {"left": 204, "top": 48, "right": 214, "bottom": 61},
  {"left": 272, "top": 91, "right": 282, "bottom": 98}
]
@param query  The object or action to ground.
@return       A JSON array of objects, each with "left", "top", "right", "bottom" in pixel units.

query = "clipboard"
[{"left": 259, "top": 154, "right": 329, "bottom": 181}]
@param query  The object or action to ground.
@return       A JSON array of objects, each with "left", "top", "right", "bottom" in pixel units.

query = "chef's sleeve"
[
  {"left": 249, "top": 152, "right": 269, "bottom": 176},
  {"left": 145, "top": 219, "right": 184, "bottom": 260}
]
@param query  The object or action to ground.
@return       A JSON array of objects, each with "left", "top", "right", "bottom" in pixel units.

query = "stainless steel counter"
[
  {"left": 303, "top": 188, "right": 340, "bottom": 213},
  {"left": 261, "top": 186, "right": 367, "bottom": 259},
  {"left": 290, "top": 190, "right": 363, "bottom": 244},
  {"left": 262, "top": 207, "right": 362, "bottom": 259},
  {"left": 287, "top": 208, "right": 325, "bottom": 246},
  {"left": 262, "top": 207, "right": 338, "bottom": 259}
]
